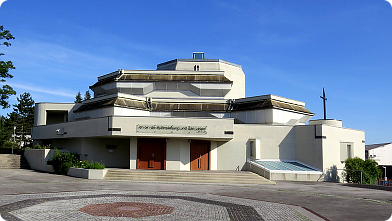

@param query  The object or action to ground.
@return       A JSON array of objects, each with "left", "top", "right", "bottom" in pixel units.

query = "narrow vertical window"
[
  {"left": 250, "top": 141, "right": 254, "bottom": 157},
  {"left": 347, "top": 144, "right": 352, "bottom": 159}
]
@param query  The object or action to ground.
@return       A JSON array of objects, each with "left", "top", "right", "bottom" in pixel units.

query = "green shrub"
[
  {"left": 48, "top": 149, "right": 80, "bottom": 175},
  {"left": 85, "top": 161, "right": 105, "bottom": 169},
  {"left": 57, "top": 161, "right": 74, "bottom": 175},
  {"left": 344, "top": 157, "right": 382, "bottom": 185},
  {"left": 75, "top": 160, "right": 105, "bottom": 169},
  {"left": 25, "top": 144, "right": 54, "bottom": 149},
  {"left": 48, "top": 149, "right": 105, "bottom": 175}
]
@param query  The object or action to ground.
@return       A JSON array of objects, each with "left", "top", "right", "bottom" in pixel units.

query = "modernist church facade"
[{"left": 32, "top": 53, "right": 365, "bottom": 181}]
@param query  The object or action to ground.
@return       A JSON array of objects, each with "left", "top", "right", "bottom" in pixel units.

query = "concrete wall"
[
  {"left": 74, "top": 107, "right": 114, "bottom": 120},
  {"left": 24, "top": 149, "right": 56, "bottom": 172},
  {"left": 175, "top": 60, "right": 221, "bottom": 71},
  {"left": 168, "top": 60, "right": 245, "bottom": 99},
  {"left": 321, "top": 125, "right": 365, "bottom": 181},
  {"left": 34, "top": 116, "right": 233, "bottom": 141},
  {"left": 113, "top": 107, "right": 150, "bottom": 117},
  {"left": 166, "top": 139, "right": 190, "bottom": 170},
  {"left": 111, "top": 116, "right": 234, "bottom": 140},
  {"left": 217, "top": 124, "right": 296, "bottom": 170},
  {"left": 51, "top": 138, "right": 83, "bottom": 155},
  {"left": 33, "top": 117, "right": 111, "bottom": 139},
  {"left": 294, "top": 125, "right": 323, "bottom": 170},
  {"left": 219, "top": 62, "right": 245, "bottom": 99},
  {"left": 368, "top": 144, "right": 392, "bottom": 166},
  {"left": 67, "top": 167, "right": 108, "bottom": 179},
  {"left": 52, "top": 138, "right": 130, "bottom": 168},
  {"left": 230, "top": 109, "right": 273, "bottom": 124},
  {"left": 80, "top": 138, "right": 130, "bottom": 168},
  {"left": 34, "top": 103, "right": 81, "bottom": 126},
  {"left": 270, "top": 172, "right": 322, "bottom": 181},
  {"left": 230, "top": 109, "right": 312, "bottom": 125}
]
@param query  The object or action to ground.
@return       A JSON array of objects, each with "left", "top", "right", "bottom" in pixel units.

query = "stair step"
[
  {"left": 105, "top": 173, "right": 260, "bottom": 179},
  {"left": 104, "top": 169, "right": 275, "bottom": 184},
  {"left": 106, "top": 170, "right": 259, "bottom": 175}
]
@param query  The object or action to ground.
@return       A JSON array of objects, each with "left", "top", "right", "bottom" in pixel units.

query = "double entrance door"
[
  {"left": 137, "top": 138, "right": 166, "bottom": 170},
  {"left": 137, "top": 139, "right": 210, "bottom": 171}
]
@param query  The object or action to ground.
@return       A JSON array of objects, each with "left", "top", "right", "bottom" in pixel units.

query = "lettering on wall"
[{"left": 136, "top": 124, "right": 207, "bottom": 135}]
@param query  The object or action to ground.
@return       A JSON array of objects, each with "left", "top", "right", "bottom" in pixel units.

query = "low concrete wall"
[
  {"left": 67, "top": 167, "right": 107, "bottom": 179},
  {"left": 247, "top": 161, "right": 271, "bottom": 179},
  {"left": 246, "top": 160, "right": 323, "bottom": 181},
  {"left": 24, "top": 149, "right": 56, "bottom": 172},
  {"left": 270, "top": 172, "right": 322, "bottom": 181}
]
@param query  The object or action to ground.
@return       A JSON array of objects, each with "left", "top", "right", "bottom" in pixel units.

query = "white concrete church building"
[{"left": 32, "top": 53, "right": 365, "bottom": 181}]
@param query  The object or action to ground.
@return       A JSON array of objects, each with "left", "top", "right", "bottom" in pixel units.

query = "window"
[
  {"left": 340, "top": 142, "right": 353, "bottom": 162},
  {"left": 249, "top": 138, "right": 260, "bottom": 159},
  {"left": 194, "top": 65, "right": 200, "bottom": 71},
  {"left": 346, "top": 144, "right": 352, "bottom": 159},
  {"left": 249, "top": 140, "right": 254, "bottom": 157},
  {"left": 193, "top": 52, "right": 204, "bottom": 59},
  {"left": 46, "top": 110, "right": 68, "bottom": 125}
]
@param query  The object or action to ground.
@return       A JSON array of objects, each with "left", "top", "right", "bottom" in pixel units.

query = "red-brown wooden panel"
[
  {"left": 137, "top": 138, "right": 166, "bottom": 170},
  {"left": 190, "top": 140, "right": 210, "bottom": 171}
]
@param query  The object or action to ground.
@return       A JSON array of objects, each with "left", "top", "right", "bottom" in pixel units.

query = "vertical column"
[
  {"left": 129, "top": 137, "right": 137, "bottom": 169},
  {"left": 180, "top": 139, "right": 190, "bottom": 171},
  {"left": 210, "top": 141, "right": 218, "bottom": 170}
]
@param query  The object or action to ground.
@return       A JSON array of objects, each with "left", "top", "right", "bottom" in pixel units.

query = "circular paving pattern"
[
  {"left": 0, "top": 191, "right": 312, "bottom": 221},
  {"left": 79, "top": 202, "right": 174, "bottom": 217}
]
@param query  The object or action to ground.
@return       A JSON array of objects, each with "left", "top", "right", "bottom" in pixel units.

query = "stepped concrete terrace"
[
  {"left": 104, "top": 169, "right": 275, "bottom": 185},
  {"left": 0, "top": 154, "right": 30, "bottom": 169}
]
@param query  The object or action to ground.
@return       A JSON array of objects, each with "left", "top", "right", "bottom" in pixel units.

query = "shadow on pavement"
[{"left": 341, "top": 183, "right": 392, "bottom": 192}]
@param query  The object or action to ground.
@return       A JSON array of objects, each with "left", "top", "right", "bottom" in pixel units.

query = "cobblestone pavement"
[
  {"left": 0, "top": 191, "right": 313, "bottom": 221},
  {"left": 1, "top": 169, "right": 392, "bottom": 221}
]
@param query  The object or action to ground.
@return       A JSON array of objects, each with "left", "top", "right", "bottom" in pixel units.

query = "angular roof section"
[
  {"left": 117, "top": 74, "right": 232, "bottom": 83},
  {"left": 74, "top": 97, "right": 229, "bottom": 113},
  {"left": 74, "top": 95, "right": 313, "bottom": 116},
  {"left": 365, "top": 142, "right": 392, "bottom": 151},
  {"left": 233, "top": 95, "right": 314, "bottom": 116},
  {"left": 90, "top": 70, "right": 232, "bottom": 88}
]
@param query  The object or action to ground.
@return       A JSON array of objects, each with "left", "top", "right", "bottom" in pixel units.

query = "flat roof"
[{"left": 157, "top": 59, "right": 242, "bottom": 68}]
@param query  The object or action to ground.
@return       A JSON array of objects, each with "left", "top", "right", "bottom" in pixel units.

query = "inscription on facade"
[{"left": 136, "top": 124, "right": 207, "bottom": 135}]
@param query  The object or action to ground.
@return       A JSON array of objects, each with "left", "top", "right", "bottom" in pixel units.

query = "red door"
[
  {"left": 190, "top": 140, "right": 210, "bottom": 171},
  {"left": 137, "top": 139, "right": 166, "bottom": 170}
]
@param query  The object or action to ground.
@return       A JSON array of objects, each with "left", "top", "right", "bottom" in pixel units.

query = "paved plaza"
[{"left": 0, "top": 169, "right": 391, "bottom": 221}]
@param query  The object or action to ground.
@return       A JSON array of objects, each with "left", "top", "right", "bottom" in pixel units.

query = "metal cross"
[{"left": 320, "top": 87, "right": 327, "bottom": 120}]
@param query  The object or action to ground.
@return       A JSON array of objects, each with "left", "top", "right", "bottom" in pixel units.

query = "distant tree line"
[
  {"left": 75, "top": 90, "right": 91, "bottom": 103},
  {"left": 0, "top": 93, "right": 35, "bottom": 148}
]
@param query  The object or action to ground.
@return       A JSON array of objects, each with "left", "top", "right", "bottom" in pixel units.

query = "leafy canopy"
[{"left": 0, "top": 25, "right": 16, "bottom": 108}]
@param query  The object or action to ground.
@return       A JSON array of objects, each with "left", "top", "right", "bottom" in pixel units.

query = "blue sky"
[{"left": 0, "top": 0, "right": 391, "bottom": 144}]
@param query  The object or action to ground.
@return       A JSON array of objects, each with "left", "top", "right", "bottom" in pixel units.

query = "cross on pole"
[{"left": 320, "top": 87, "right": 327, "bottom": 120}]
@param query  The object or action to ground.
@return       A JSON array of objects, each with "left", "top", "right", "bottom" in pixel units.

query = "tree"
[
  {"left": 0, "top": 25, "right": 16, "bottom": 108},
  {"left": 344, "top": 157, "right": 382, "bottom": 185},
  {"left": 12, "top": 92, "right": 35, "bottom": 147},
  {"left": 75, "top": 91, "right": 82, "bottom": 103},
  {"left": 84, "top": 90, "right": 91, "bottom": 100}
]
